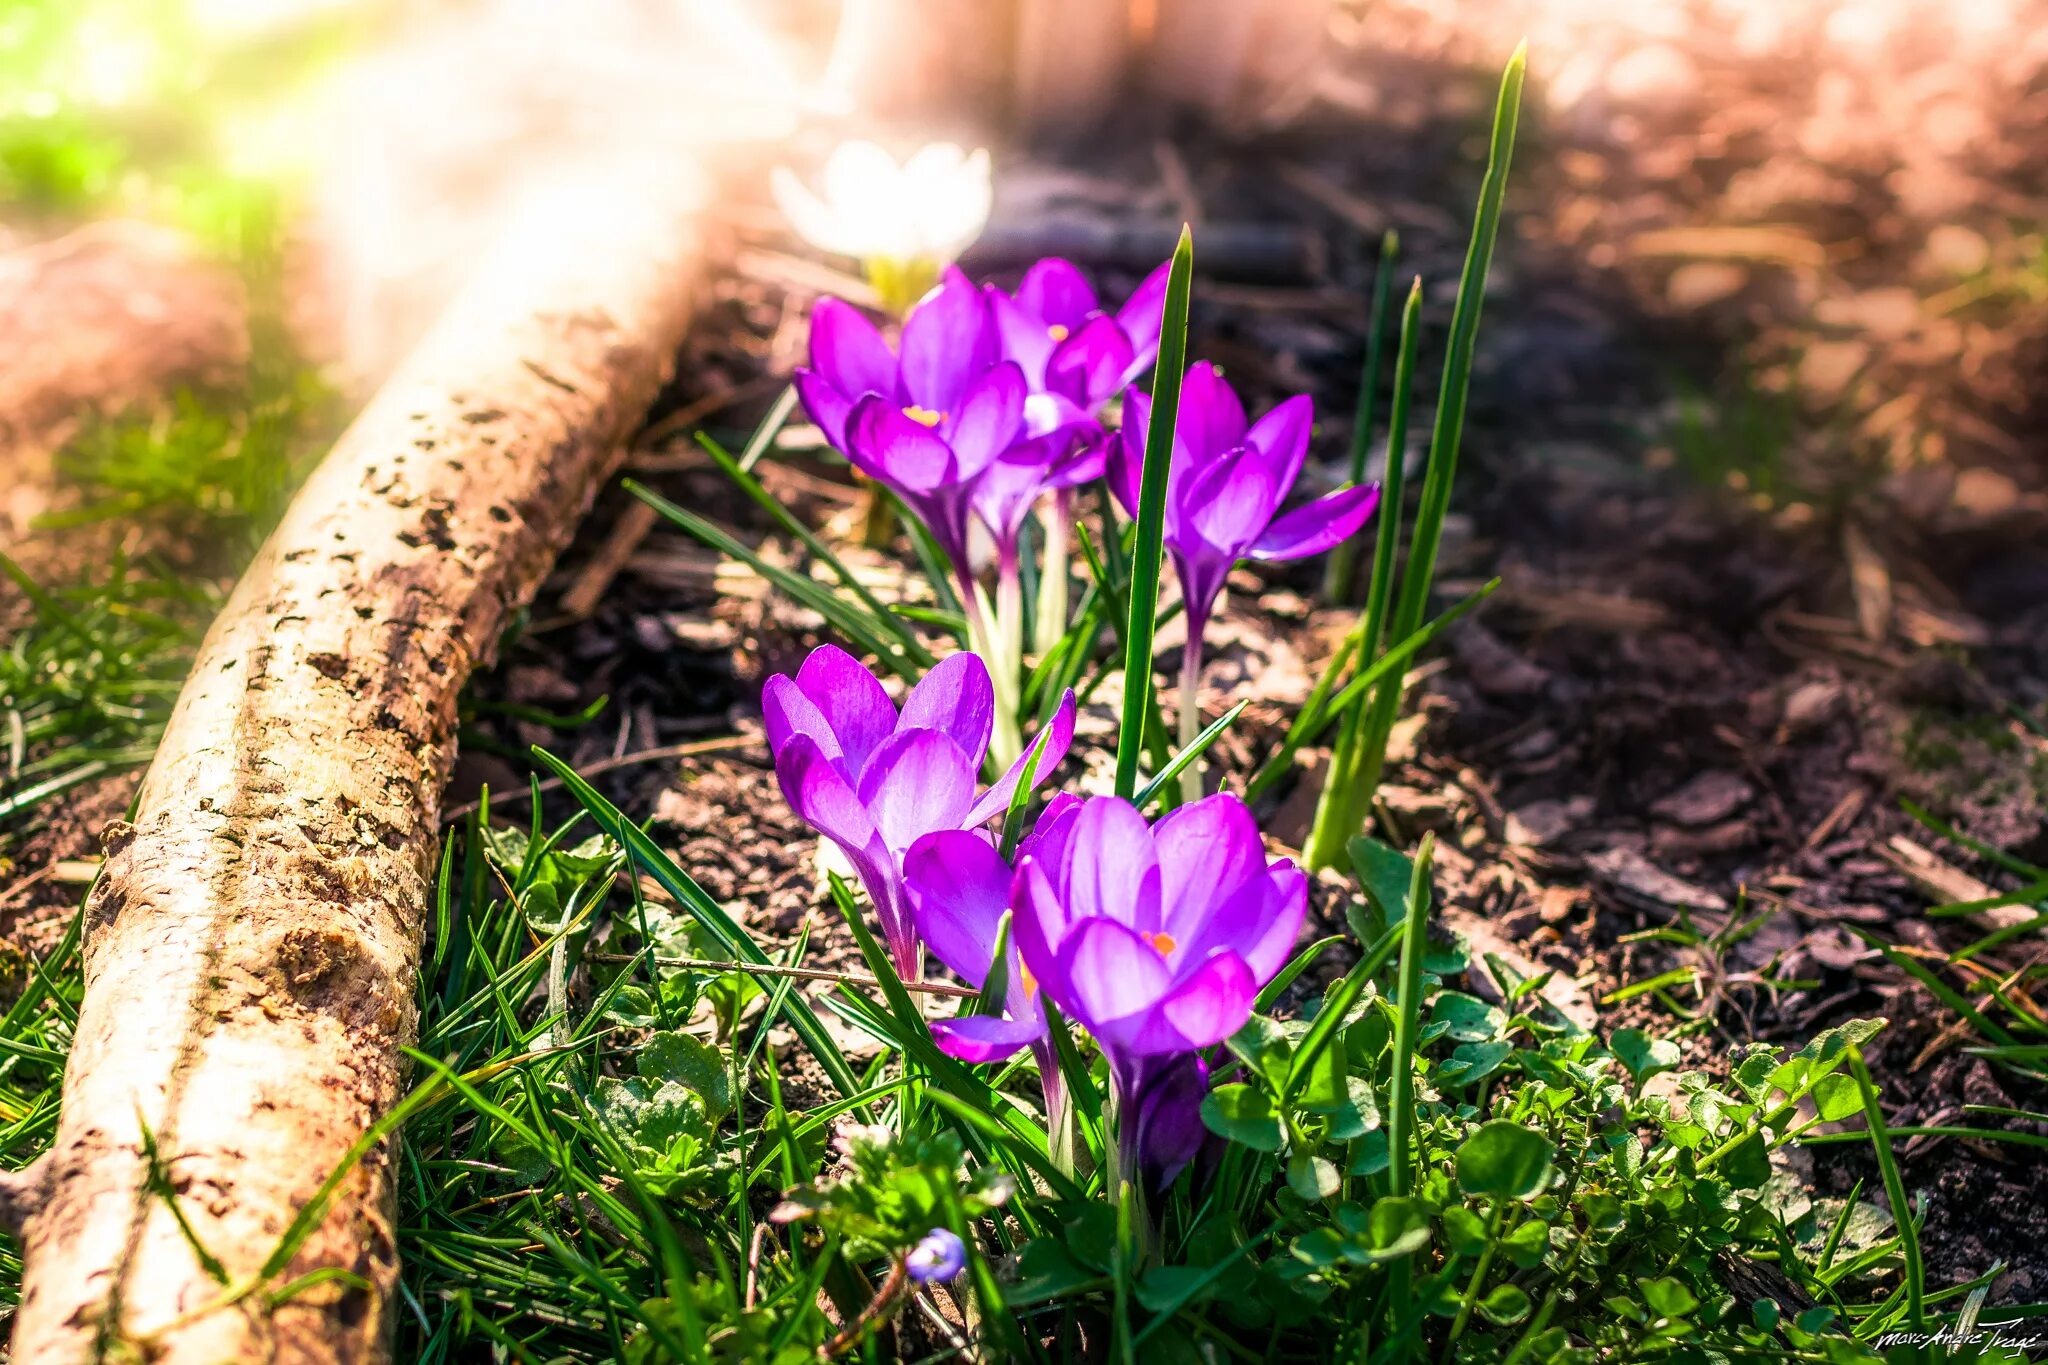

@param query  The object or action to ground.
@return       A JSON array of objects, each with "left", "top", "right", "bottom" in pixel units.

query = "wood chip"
[{"left": 1588, "top": 845, "right": 1730, "bottom": 913}]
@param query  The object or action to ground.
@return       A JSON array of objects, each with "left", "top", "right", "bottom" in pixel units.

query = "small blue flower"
[{"left": 906, "top": 1228, "right": 966, "bottom": 1283}]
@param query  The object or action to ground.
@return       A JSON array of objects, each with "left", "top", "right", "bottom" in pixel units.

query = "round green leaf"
[
  {"left": 1201, "top": 1083, "right": 1284, "bottom": 1152},
  {"left": 1477, "top": 1283, "right": 1533, "bottom": 1325},
  {"left": 1455, "top": 1120, "right": 1556, "bottom": 1200}
]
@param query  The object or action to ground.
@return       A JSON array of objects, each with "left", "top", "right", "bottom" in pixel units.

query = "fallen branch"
[{"left": 11, "top": 162, "right": 705, "bottom": 1364}]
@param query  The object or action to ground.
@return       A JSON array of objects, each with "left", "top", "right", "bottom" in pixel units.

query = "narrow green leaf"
[{"left": 1115, "top": 226, "right": 1194, "bottom": 799}]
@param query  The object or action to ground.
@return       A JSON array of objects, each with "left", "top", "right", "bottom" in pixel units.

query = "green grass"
[{"left": 1, "top": 798, "right": 1948, "bottom": 1359}]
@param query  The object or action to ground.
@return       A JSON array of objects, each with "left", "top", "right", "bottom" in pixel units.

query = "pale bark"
[{"left": 8, "top": 162, "right": 704, "bottom": 1364}]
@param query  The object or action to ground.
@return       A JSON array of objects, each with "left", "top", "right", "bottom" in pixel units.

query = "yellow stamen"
[
  {"left": 1018, "top": 961, "right": 1038, "bottom": 997},
  {"left": 902, "top": 404, "right": 944, "bottom": 427},
  {"left": 1047, "top": 322, "right": 1071, "bottom": 343},
  {"left": 1147, "top": 931, "right": 1177, "bottom": 956}
]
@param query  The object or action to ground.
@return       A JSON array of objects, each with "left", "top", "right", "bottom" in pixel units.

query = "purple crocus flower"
[
  {"left": 764, "top": 646, "right": 1075, "bottom": 978},
  {"left": 907, "top": 792, "right": 1305, "bottom": 1181},
  {"left": 794, "top": 269, "right": 1099, "bottom": 586},
  {"left": 986, "top": 257, "right": 1167, "bottom": 656},
  {"left": 1109, "top": 361, "right": 1380, "bottom": 796},
  {"left": 988, "top": 257, "right": 1171, "bottom": 413},
  {"left": 794, "top": 267, "right": 996, "bottom": 456},
  {"left": 906, "top": 1228, "right": 967, "bottom": 1283},
  {"left": 1109, "top": 361, "right": 1381, "bottom": 648}
]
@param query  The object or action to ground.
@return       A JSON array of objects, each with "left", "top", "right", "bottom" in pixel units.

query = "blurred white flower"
[{"left": 771, "top": 140, "right": 992, "bottom": 315}]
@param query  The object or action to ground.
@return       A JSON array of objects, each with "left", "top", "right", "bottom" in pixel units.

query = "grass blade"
[
  {"left": 685, "top": 440, "right": 933, "bottom": 668},
  {"left": 530, "top": 746, "right": 863, "bottom": 1101},
  {"left": 1114, "top": 227, "right": 1194, "bottom": 800},
  {"left": 626, "top": 480, "right": 921, "bottom": 682}
]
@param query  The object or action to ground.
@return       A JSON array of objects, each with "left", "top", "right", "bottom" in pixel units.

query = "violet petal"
[
  {"left": 903, "top": 829, "right": 1012, "bottom": 989},
  {"left": 897, "top": 651, "right": 995, "bottom": 770},
  {"left": 1247, "top": 483, "right": 1382, "bottom": 562},
  {"left": 959, "top": 689, "right": 1076, "bottom": 828},
  {"left": 855, "top": 729, "right": 979, "bottom": 855},
  {"left": 794, "top": 644, "right": 897, "bottom": 779}
]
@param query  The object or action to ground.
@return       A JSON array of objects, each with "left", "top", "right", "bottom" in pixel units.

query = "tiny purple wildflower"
[{"left": 906, "top": 1228, "right": 967, "bottom": 1283}]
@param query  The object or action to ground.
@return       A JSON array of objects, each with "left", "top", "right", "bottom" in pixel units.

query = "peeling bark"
[{"left": 10, "top": 165, "right": 704, "bottom": 1364}]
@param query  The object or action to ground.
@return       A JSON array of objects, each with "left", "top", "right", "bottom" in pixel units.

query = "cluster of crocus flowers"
[
  {"left": 765, "top": 646, "right": 1306, "bottom": 1192},
  {"left": 1109, "top": 362, "right": 1381, "bottom": 798},
  {"left": 763, "top": 646, "right": 1074, "bottom": 979},
  {"left": 794, "top": 261, "right": 1162, "bottom": 765}
]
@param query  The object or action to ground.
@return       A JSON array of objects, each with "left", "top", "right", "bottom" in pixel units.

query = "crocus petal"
[
  {"left": 968, "top": 443, "right": 1060, "bottom": 547},
  {"left": 1044, "top": 429, "right": 1111, "bottom": 492},
  {"left": 808, "top": 297, "right": 899, "bottom": 404},
  {"left": 1017, "top": 790, "right": 1083, "bottom": 867},
  {"left": 904, "top": 830, "right": 1012, "bottom": 987},
  {"left": 1177, "top": 361, "right": 1249, "bottom": 463},
  {"left": 1056, "top": 917, "right": 1174, "bottom": 1034},
  {"left": 931, "top": 1011, "right": 1046, "bottom": 1064},
  {"left": 1108, "top": 398, "right": 1147, "bottom": 518},
  {"left": 1244, "top": 393, "right": 1314, "bottom": 496},
  {"left": 857, "top": 728, "right": 979, "bottom": 854},
  {"left": 1247, "top": 483, "right": 1381, "bottom": 562},
  {"left": 904, "top": 145, "right": 991, "bottom": 260},
  {"left": 1154, "top": 793, "right": 1267, "bottom": 937},
  {"left": 774, "top": 734, "right": 880, "bottom": 855},
  {"left": 1059, "top": 795, "right": 1162, "bottom": 934},
  {"left": 1012, "top": 857, "right": 1073, "bottom": 985},
  {"left": 1045, "top": 314, "right": 1135, "bottom": 410},
  {"left": 944, "top": 361, "right": 1027, "bottom": 482},
  {"left": 1172, "top": 860, "right": 1308, "bottom": 985},
  {"left": 1179, "top": 445, "right": 1284, "bottom": 560},
  {"left": 1016, "top": 258, "right": 1099, "bottom": 328},
  {"left": 847, "top": 395, "right": 958, "bottom": 493},
  {"left": 794, "top": 367, "right": 856, "bottom": 453},
  {"left": 960, "top": 690, "right": 1076, "bottom": 828},
  {"left": 762, "top": 673, "right": 843, "bottom": 768},
  {"left": 900, "top": 269, "right": 996, "bottom": 413},
  {"left": 770, "top": 165, "right": 859, "bottom": 259},
  {"left": 989, "top": 287, "right": 1057, "bottom": 388},
  {"left": 1168, "top": 544, "right": 1235, "bottom": 645},
  {"left": 1129, "top": 1053, "right": 1211, "bottom": 1190},
  {"left": 1147, "top": 951, "right": 1258, "bottom": 1051},
  {"left": 897, "top": 651, "right": 995, "bottom": 770},
  {"left": 794, "top": 644, "right": 896, "bottom": 779},
  {"left": 1114, "top": 259, "right": 1172, "bottom": 368}
]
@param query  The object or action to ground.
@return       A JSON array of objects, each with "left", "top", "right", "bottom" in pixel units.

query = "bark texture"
[{"left": 10, "top": 163, "right": 704, "bottom": 1364}]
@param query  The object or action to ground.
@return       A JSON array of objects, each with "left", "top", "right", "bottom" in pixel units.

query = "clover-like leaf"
[
  {"left": 1455, "top": 1120, "right": 1555, "bottom": 1200},
  {"left": 1202, "top": 1083, "right": 1285, "bottom": 1152}
]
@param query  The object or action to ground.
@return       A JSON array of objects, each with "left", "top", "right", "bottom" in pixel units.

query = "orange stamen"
[{"left": 902, "top": 404, "right": 944, "bottom": 427}]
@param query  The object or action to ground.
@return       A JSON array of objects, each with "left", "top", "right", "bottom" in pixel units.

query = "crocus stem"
[
  {"left": 1032, "top": 492, "right": 1072, "bottom": 657},
  {"left": 987, "top": 546, "right": 1026, "bottom": 768},
  {"left": 1033, "top": 1039, "right": 1075, "bottom": 1176},
  {"left": 1176, "top": 628, "right": 1205, "bottom": 805},
  {"left": 1105, "top": 1063, "right": 1158, "bottom": 1265}
]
